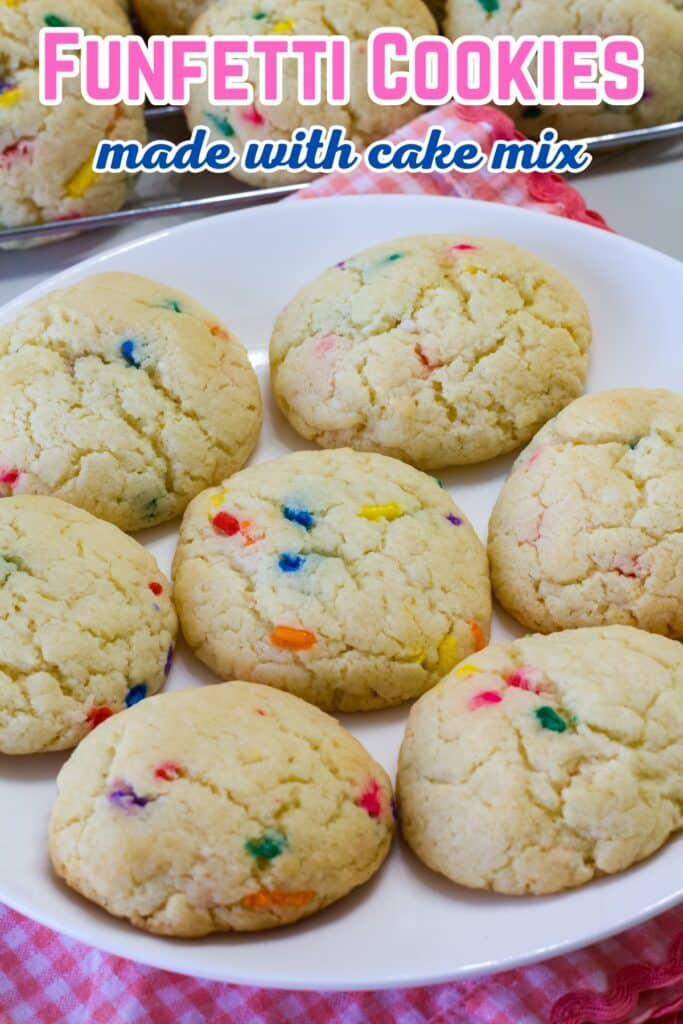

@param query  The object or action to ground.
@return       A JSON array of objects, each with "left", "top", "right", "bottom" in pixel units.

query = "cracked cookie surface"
[
  {"left": 444, "top": 0, "right": 683, "bottom": 140},
  {"left": 270, "top": 235, "right": 591, "bottom": 469},
  {"left": 186, "top": 0, "right": 437, "bottom": 187},
  {"left": 0, "top": 496, "right": 176, "bottom": 754},
  {"left": 49, "top": 681, "right": 395, "bottom": 935},
  {"left": 397, "top": 625, "right": 683, "bottom": 895},
  {"left": 488, "top": 389, "right": 683, "bottom": 638},
  {"left": 0, "top": 272, "right": 262, "bottom": 531},
  {"left": 172, "top": 448, "right": 491, "bottom": 711}
]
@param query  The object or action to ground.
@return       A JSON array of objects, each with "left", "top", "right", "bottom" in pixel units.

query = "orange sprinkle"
[
  {"left": 469, "top": 621, "right": 487, "bottom": 652},
  {"left": 209, "top": 323, "right": 230, "bottom": 340},
  {"left": 270, "top": 625, "right": 316, "bottom": 650},
  {"left": 241, "top": 889, "right": 315, "bottom": 910}
]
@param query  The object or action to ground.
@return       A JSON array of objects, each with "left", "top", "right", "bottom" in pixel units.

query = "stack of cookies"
[{"left": 1, "top": 233, "right": 681, "bottom": 936}]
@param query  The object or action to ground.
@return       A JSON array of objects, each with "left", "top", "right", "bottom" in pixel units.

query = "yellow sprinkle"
[
  {"left": 65, "top": 148, "right": 98, "bottom": 198},
  {"left": 1, "top": 1, "right": 21, "bottom": 7},
  {"left": 463, "top": 266, "right": 477, "bottom": 275},
  {"left": 454, "top": 663, "right": 482, "bottom": 677},
  {"left": 208, "top": 491, "right": 225, "bottom": 516},
  {"left": 358, "top": 502, "right": 403, "bottom": 521},
  {"left": 269, "top": 17, "right": 294, "bottom": 32},
  {"left": 438, "top": 634, "right": 458, "bottom": 674},
  {"left": 402, "top": 648, "right": 426, "bottom": 664},
  {"left": 0, "top": 87, "right": 23, "bottom": 108}
]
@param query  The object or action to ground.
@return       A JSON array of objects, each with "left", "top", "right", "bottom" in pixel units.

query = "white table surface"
[{"left": 0, "top": 136, "right": 680, "bottom": 309}]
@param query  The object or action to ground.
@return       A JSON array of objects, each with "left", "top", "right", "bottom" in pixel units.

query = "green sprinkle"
[
  {"left": 206, "top": 112, "right": 235, "bottom": 137},
  {"left": 144, "top": 497, "right": 159, "bottom": 519},
  {"left": 522, "top": 106, "right": 543, "bottom": 119},
  {"left": 535, "top": 706, "right": 568, "bottom": 733},
  {"left": 245, "top": 830, "right": 287, "bottom": 860},
  {"left": 629, "top": 438, "right": 642, "bottom": 450},
  {"left": 476, "top": 0, "right": 499, "bottom": 11},
  {"left": 43, "top": 13, "right": 71, "bottom": 27},
  {"left": 383, "top": 252, "right": 403, "bottom": 263},
  {"left": 0, "top": 554, "right": 21, "bottom": 585},
  {"left": 253, "top": 10, "right": 267, "bottom": 18},
  {"left": 161, "top": 299, "right": 183, "bottom": 313}
]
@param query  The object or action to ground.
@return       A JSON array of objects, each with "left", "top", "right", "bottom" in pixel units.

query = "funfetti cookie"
[
  {"left": 0, "top": 71, "right": 146, "bottom": 247},
  {"left": 49, "top": 681, "right": 395, "bottom": 935},
  {"left": 172, "top": 448, "right": 491, "bottom": 712},
  {"left": 0, "top": 272, "right": 262, "bottom": 532},
  {"left": 0, "top": 496, "right": 176, "bottom": 755},
  {"left": 489, "top": 389, "right": 683, "bottom": 638},
  {"left": 444, "top": 0, "right": 683, "bottom": 140},
  {"left": 270, "top": 235, "right": 592, "bottom": 470},
  {"left": 398, "top": 625, "right": 683, "bottom": 895},
  {"left": 186, "top": 0, "right": 437, "bottom": 187}
]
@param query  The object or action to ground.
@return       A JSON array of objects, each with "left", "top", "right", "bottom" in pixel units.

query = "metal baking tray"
[{"left": 1, "top": 105, "right": 681, "bottom": 246}]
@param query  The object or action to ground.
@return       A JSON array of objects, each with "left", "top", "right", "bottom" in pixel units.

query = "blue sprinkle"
[
  {"left": 164, "top": 646, "right": 174, "bottom": 677},
  {"left": 120, "top": 339, "right": 141, "bottom": 368},
  {"left": 278, "top": 552, "right": 305, "bottom": 573},
  {"left": 152, "top": 603, "right": 161, "bottom": 612},
  {"left": 282, "top": 505, "right": 315, "bottom": 530},
  {"left": 125, "top": 684, "right": 148, "bottom": 707},
  {"left": 109, "top": 782, "right": 151, "bottom": 809}
]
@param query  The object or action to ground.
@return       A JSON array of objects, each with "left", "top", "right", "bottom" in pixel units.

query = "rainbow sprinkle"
[
  {"left": 87, "top": 706, "right": 112, "bottom": 729},
  {"left": 506, "top": 668, "right": 542, "bottom": 693},
  {"left": 212, "top": 510, "right": 240, "bottom": 535},
  {"left": 120, "top": 339, "right": 141, "bottom": 368},
  {"left": 164, "top": 646, "right": 174, "bottom": 676},
  {"left": 206, "top": 112, "right": 235, "bottom": 137},
  {"left": 476, "top": 0, "right": 499, "bottom": 10},
  {"left": 125, "top": 684, "right": 147, "bottom": 707},
  {"left": 154, "top": 760, "right": 183, "bottom": 781},
  {"left": 438, "top": 634, "right": 459, "bottom": 674},
  {"left": 382, "top": 252, "right": 403, "bottom": 264},
  {"left": 269, "top": 17, "right": 294, "bottom": 32},
  {"left": 446, "top": 513, "right": 462, "bottom": 526},
  {"left": 470, "top": 621, "right": 486, "bottom": 652},
  {"left": 282, "top": 505, "right": 314, "bottom": 530},
  {"left": 454, "top": 662, "right": 481, "bottom": 677},
  {"left": 65, "top": 148, "right": 98, "bottom": 198},
  {"left": 0, "top": 87, "right": 23, "bottom": 109},
  {"left": 535, "top": 706, "right": 568, "bottom": 733},
  {"left": 108, "top": 780, "right": 152, "bottom": 809},
  {"left": 270, "top": 625, "right": 316, "bottom": 650},
  {"left": 358, "top": 502, "right": 403, "bottom": 521},
  {"left": 241, "top": 889, "right": 314, "bottom": 910},
  {"left": 161, "top": 299, "right": 183, "bottom": 313},
  {"left": 278, "top": 553, "right": 305, "bottom": 573},
  {"left": 245, "top": 830, "right": 287, "bottom": 860},
  {"left": 241, "top": 105, "right": 265, "bottom": 126},
  {"left": 148, "top": 581, "right": 163, "bottom": 596},
  {"left": 452, "top": 243, "right": 477, "bottom": 252},
  {"left": 253, "top": 10, "right": 267, "bottom": 17},
  {"left": 469, "top": 690, "right": 502, "bottom": 710},
  {"left": 44, "top": 13, "right": 71, "bottom": 26},
  {"left": 0, "top": 468, "right": 19, "bottom": 490},
  {"left": 357, "top": 778, "right": 382, "bottom": 818}
]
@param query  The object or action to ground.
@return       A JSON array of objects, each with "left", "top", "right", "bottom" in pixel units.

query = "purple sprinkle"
[
  {"left": 164, "top": 645, "right": 174, "bottom": 677},
  {"left": 108, "top": 781, "right": 151, "bottom": 809},
  {"left": 391, "top": 797, "right": 398, "bottom": 821},
  {"left": 336, "top": 260, "right": 346, "bottom": 269},
  {"left": 446, "top": 514, "right": 463, "bottom": 526},
  {"left": 153, "top": 602, "right": 161, "bottom": 612}
]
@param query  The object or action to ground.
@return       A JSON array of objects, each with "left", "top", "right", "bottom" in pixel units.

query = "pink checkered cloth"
[{"left": 2, "top": 103, "right": 681, "bottom": 1024}]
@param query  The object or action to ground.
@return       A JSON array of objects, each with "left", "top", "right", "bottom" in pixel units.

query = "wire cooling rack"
[{"left": 1, "top": 105, "right": 681, "bottom": 246}]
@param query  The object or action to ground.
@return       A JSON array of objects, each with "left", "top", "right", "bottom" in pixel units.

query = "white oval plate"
[{"left": 0, "top": 195, "right": 681, "bottom": 991}]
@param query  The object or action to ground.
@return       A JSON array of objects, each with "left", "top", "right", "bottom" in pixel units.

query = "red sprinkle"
[
  {"left": 148, "top": 581, "right": 163, "bottom": 595},
  {"left": 87, "top": 706, "right": 113, "bottom": 729},
  {"left": 357, "top": 778, "right": 382, "bottom": 818},
  {"left": 255, "top": 708, "right": 266, "bottom": 716},
  {"left": 506, "top": 669, "right": 541, "bottom": 693},
  {"left": 415, "top": 344, "right": 443, "bottom": 371},
  {"left": 212, "top": 511, "right": 241, "bottom": 536},
  {"left": 452, "top": 243, "right": 477, "bottom": 251},
  {"left": 469, "top": 690, "right": 503, "bottom": 710},
  {"left": 0, "top": 469, "right": 19, "bottom": 487},
  {"left": 242, "top": 104, "right": 265, "bottom": 125},
  {"left": 154, "top": 761, "right": 183, "bottom": 781}
]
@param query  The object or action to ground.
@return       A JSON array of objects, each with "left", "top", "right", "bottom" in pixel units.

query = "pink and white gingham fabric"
[{"left": 2, "top": 102, "right": 680, "bottom": 1024}]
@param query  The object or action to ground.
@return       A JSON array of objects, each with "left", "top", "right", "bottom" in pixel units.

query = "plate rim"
[{"left": 1, "top": 193, "right": 681, "bottom": 990}]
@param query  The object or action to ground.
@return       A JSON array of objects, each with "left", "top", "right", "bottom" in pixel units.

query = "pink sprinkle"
[
  {"left": 0, "top": 139, "right": 33, "bottom": 168},
  {"left": 614, "top": 557, "right": 641, "bottom": 579},
  {"left": 452, "top": 243, "right": 477, "bottom": 252},
  {"left": 468, "top": 690, "right": 503, "bottom": 710},
  {"left": 506, "top": 668, "right": 543, "bottom": 694},
  {"left": 357, "top": 778, "right": 382, "bottom": 818},
  {"left": 154, "top": 761, "right": 183, "bottom": 781},
  {"left": 241, "top": 105, "right": 265, "bottom": 126},
  {"left": 314, "top": 334, "right": 336, "bottom": 356},
  {"left": 525, "top": 448, "right": 545, "bottom": 469},
  {"left": 0, "top": 468, "right": 19, "bottom": 489}
]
